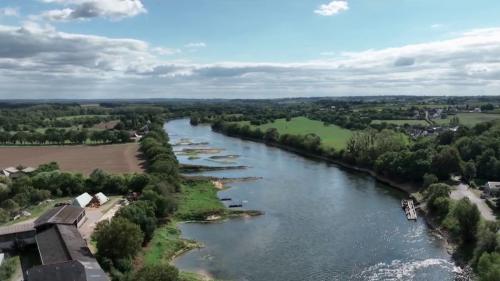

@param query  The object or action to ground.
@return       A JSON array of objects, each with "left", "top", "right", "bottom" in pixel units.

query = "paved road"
[{"left": 450, "top": 183, "right": 496, "bottom": 221}]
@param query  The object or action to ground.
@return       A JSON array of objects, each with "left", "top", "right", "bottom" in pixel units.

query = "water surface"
[{"left": 167, "top": 119, "right": 456, "bottom": 281}]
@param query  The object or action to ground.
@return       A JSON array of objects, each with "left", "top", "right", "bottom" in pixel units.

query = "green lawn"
[
  {"left": 175, "top": 181, "right": 226, "bottom": 221},
  {"left": 239, "top": 117, "right": 354, "bottom": 150},
  {"left": 435, "top": 113, "right": 500, "bottom": 127},
  {"left": 371, "top": 119, "right": 429, "bottom": 126}
]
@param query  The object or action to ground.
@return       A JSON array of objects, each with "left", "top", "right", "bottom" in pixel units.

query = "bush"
[
  {"left": 477, "top": 252, "right": 500, "bottom": 281},
  {"left": 133, "top": 264, "right": 179, "bottom": 281},
  {"left": 0, "top": 257, "right": 17, "bottom": 280}
]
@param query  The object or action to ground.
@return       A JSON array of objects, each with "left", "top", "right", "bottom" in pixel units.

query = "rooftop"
[{"left": 34, "top": 205, "right": 84, "bottom": 228}]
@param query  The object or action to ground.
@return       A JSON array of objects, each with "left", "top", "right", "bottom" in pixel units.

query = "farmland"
[
  {"left": 0, "top": 143, "right": 144, "bottom": 175},
  {"left": 239, "top": 116, "right": 354, "bottom": 149},
  {"left": 436, "top": 113, "right": 500, "bottom": 127}
]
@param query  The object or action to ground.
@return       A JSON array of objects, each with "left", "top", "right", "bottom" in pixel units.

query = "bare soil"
[{"left": 0, "top": 143, "right": 145, "bottom": 175}]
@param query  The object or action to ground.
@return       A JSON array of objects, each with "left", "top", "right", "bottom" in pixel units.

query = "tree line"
[
  {"left": 0, "top": 129, "right": 132, "bottom": 145},
  {"left": 91, "top": 119, "right": 182, "bottom": 281}
]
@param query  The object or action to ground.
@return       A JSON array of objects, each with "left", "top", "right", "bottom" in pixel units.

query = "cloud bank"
[
  {"left": 39, "top": 0, "right": 146, "bottom": 21},
  {"left": 1, "top": 22, "right": 500, "bottom": 98}
]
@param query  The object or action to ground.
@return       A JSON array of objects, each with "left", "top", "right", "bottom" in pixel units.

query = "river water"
[{"left": 166, "top": 119, "right": 458, "bottom": 281}]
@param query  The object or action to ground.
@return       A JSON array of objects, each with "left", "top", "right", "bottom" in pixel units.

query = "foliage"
[
  {"left": 0, "top": 257, "right": 18, "bottom": 281},
  {"left": 477, "top": 252, "right": 500, "bottom": 281},
  {"left": 133, "top": 264, "right": 179, "bottom": 281},
  {"left": 93, "top": 218, "right": 144, "bottom": 268}
]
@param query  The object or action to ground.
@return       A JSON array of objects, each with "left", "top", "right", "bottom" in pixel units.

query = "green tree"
[
  {"left": 462, "top": 161, "right": 477, "bottom": 182},
  {"left": 452, "top": 198, "right": 481, "bottom": 243},
  {"left": 431, "top": 146, "right": 462, "bottom": 180},
  {"left": 423, "top": 173, "right": 438, "bottom": 188},
  {"left": 93, "top": 218, "right": 144, "bottom": 263},
  {"left": 477, "top": 252, "right": 500, "bottom": 281},
  {"left": 133, "top": 264, "right": 179, "bottom": 281}
]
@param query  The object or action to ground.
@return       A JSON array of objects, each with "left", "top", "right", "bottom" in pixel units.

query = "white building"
[
  {"left": 72, "top": 192, "right": 93, "bottom": 208},
  {"left": 485, "top": 182, "right": 500, "bottom": 197},
  {"left": 94, "top": 193, "right": 109, "bottom": 206}
]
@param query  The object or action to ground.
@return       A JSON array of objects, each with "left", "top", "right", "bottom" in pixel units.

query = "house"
[
  {"left": 72, "top": 193, "right": 93, "bottom": 208},
  {"left": 34, "top": 205, "right": 86, "bottom": 229},
  {"left": 2, "top": 167, "right": 19, "bottom": 178},
  {"left": 1, "top": 166, "right": 37, "bottom": 178},
  {"left": 0, "top": 206, "right": 108, "bottom": 281},
  {"left": 484, "top": 182, "right": 500, "bottom": 197},
  {"left": 93, "top": 193, "right": 109, "bottom": 206}
]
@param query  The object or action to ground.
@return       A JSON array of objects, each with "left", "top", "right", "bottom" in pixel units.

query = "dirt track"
[{"left": 0, "top": 143, "right": 144, "bottom": 175}]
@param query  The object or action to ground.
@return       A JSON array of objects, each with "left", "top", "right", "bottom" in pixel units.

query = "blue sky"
[{"left": 1, "top": 0, "right": 500, "bottom": 98}]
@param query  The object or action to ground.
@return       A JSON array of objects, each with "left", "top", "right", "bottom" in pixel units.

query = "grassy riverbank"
[{"left": 140, "top": 180, "right": 247, "bottom": 281}]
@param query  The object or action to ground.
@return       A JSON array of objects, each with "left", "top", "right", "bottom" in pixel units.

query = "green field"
[
  {"left": 239, "top": 117, "right": 354, "bottom": 150},
  {"left": 435, "top": 113, "right": 500, "bottom": 127},
  {"left": 371, "top": 119, "right": 429, "bottom": 126}
]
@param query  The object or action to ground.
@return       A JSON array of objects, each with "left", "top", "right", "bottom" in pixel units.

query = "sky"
[{"left": 1, "top": 0, "right": 500, "bottom": 99}]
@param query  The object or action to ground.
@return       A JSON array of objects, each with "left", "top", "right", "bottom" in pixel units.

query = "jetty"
[{"left": 401, "top": 199, "right": 417, "bottom": 221}]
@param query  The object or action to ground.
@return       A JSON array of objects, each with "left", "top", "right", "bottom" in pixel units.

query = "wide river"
[{"left": 166, "top": 119, "right": 458, "bottom": 281}]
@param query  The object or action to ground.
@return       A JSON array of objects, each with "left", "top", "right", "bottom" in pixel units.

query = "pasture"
[
  {"left": 436, "top": 113, "right": 500, "bottom": 127},
  {"left": 0, "top": 143, "right": 144, "bottom": 175},
  {"left": 240, "top": 117, "right": 354, "bottom": 149}
]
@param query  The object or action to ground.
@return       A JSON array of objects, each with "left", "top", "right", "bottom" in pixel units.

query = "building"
[
  {"left": 1, "top": 166, "right": 37, "bottom": 178},
  {"left": 484, "top": 182, "right": 500, "bottom": 197},
  {"left": 34, "top": 205, "right": 86, "bottom": 229},
  {"left": 73, "top": 193, "right": 93, "bottom": 208},
  {"left": 93, "top": 193, "right": 109, "bottom": 206},
  {"left": 0, "top": 206, "right": 108, "bottom": 281}
]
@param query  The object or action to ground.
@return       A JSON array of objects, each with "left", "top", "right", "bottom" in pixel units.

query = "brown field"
[
  {"left": 0, "top": 143, "right": 145, "bottom": 175},
  {"left": 93, "top": 120, "right": 120, "bottom": 130}
]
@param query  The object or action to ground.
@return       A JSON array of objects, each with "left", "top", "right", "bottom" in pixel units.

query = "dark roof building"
[
  {"left": 28, "top": 224, "right": 108, "bottom": 281},
  {"left": 0, "top": 205, "right": 108, "bottom": 281},
  {"left": 34, "top": 205, "right": 86, "bottom": 228}
]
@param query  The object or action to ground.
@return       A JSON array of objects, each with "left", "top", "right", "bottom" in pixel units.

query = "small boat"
[
  {"left": 220, "top": 198, "right": 232, "bottom": 201},
  {"left": 228, "top": 203, "right": 243, "bottom": 208}
]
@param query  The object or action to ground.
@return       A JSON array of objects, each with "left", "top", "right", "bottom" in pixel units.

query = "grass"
[
  {"left": 239, "top": 116, "right": 354, "bottom": 150},
  {"left": 175, "top": 181, "right": 227, "bottom": 221},
  {"left": 371, "top": 119, "right": 430, "bottom": 126},
  {"left": 0, "top": 197, "right": 71, "bottom": 226},
  {"left": 142, "top": 220, "right": 198, "bottom": 266},
  {"left": 435, "top": 113, "right": 500, "bottom": 127}
]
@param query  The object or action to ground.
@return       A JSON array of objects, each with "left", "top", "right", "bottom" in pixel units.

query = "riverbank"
[{"left": 140, "top": 179, "right": 263, "bottom": 281}]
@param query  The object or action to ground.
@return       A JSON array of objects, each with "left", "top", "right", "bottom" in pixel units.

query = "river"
[{"left": 166, "top": 119, "right": 458, "bottom": 281}]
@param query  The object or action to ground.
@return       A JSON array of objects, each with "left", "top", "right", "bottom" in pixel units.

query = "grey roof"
[
  {"left": 27, "top": 260, "right": 109, "bottom": 281},
  {"left": 34, "top": 205, "right": 84, "bottom": 228},
  {"left": 73, "top": 193, "right": 93, "bottom": 208},
  {"left": 32, "top": 225, "right": 108, "bottom": 281},
  {"left": 0, "top": 223, "right": 35, "bottom": 236}
]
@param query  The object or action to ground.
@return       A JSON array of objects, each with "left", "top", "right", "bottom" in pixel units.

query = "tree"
[
  {"left": 452, "top": 198, "right": 481, "bottom": 243},
  {"left": 93, "top": 218, "right": 144, "bottom": 263},
  {"left": 477, "top": 252, "right": 500, "bottom": 281},
  {"left": 431, "top": 146, "right": 462, "bottom": 180},
  {"left": 462, "top": 161, "right": 477, "bottom": 182},
  {"left": 133, "top": 264, "right": 179, "bottom": 281},
  {"left": 263, "top": 128, "right": 279, "bottom": 143},
  {"left": 0, "top": 208, "right": 9, "bottom": 223},
  {"left": 423, "top": 173, "right": 438, "bottom": 188},
  {"left": 116, "top": 201, "right": 157, "bottom": 242}
]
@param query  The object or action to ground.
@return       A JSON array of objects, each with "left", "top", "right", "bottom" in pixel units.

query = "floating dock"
[{"left": 401, "top": 199, "right": 417, "bottom": 221}]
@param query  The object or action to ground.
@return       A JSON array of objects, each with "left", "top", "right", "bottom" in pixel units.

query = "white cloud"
[
  {"left": 153, "top": 47, "right": 181, "bottom": 56},
  {"left": 0, "top": 7, "right": 19, "bottom": 17},
  {"left": 185, "top": 42, "right": 207, "bottom": 48},
  {"left": 314, "top": 1, "right": 349, "bottom": 16},
  {"left": 38, "top": 0, "right": 146, "bottom": 21},
  {"left": 2, "top": 23, "right": 500, "bottom": 98}
]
